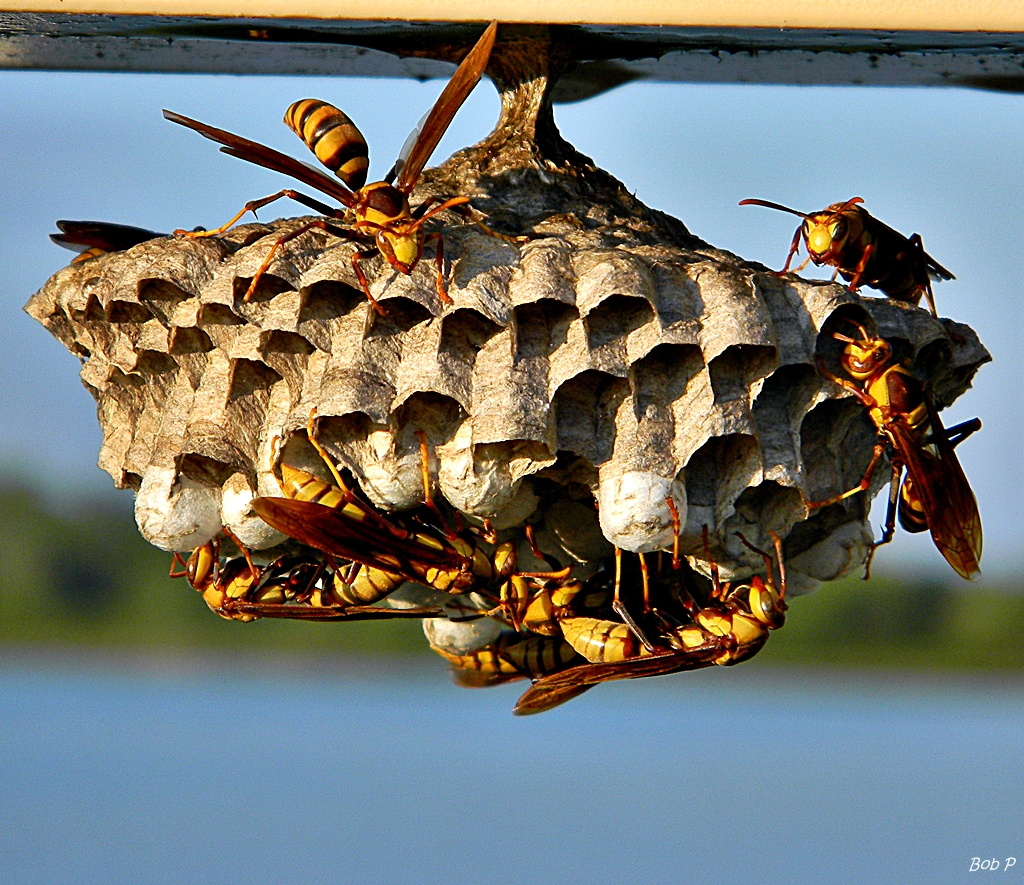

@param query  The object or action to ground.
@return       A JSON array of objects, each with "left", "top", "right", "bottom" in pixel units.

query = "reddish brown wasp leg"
[
  {"left": 735, "top": 531, "right": 779, "bottom": 588},
  {"left": 778, "top": 225, "right": 804, "bottom": 274},
  {"left": 242, "top": 219, "right": 356, "bottom": 303},
  {"left": 168, "top": 552, "right": 188, "bottom": 579},
  {"left": 789, "top": 255, "right": 813, "bottom": 275},
  {"left": 665, "top": 496, "right": 682, "bottom": 570},
  {"left": 424, "top": 232, "right": 452, "bottom": 305},
  {"left": 806, "top": 441, "right": 888, "bottom": 510},
  {"left": 639, "top": 551, "right": 651, "bottom": 612},
  {"left": 817, "top": 360, "right": 876, "bottom": 408},
  {"left": 908, "top": 234, "right": 939, "bottom": 317},
  {"left": 175, "top": 189, "right": 339, "bottom": 239},
  {"left": 351, "top": 248, "right": 387, "bottom": 315},
  {"left": 304, "top": 407, "right": 349, "bottom": 493},
  {"left": 863, "top": 462, "right": 904, "bottom": 580},
  {"left": 606, "top": 548, "right": 655, "bottom": 651},
  {"left": 847, "top": 242, "right": 875, "bottom": 292},
  {"left": 410, "top": 195, "right": 472, "bottom": 224},
  {"left": 220, "top": 526, "right": 260, "bottom": 581},
  {"left": 945, "top": 418, "right": 981, "bottom": 448},
  {"left": 702, "top": 524, "right": 725, "bottom": 601},
  {"left": 445, "top": 201, "right": 530, "bottom": 245},
  {"left": 415, "top": 430, "right": 456, "bottom": 538}
]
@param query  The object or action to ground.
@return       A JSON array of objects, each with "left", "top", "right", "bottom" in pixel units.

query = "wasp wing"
[
  {"left": 888, "top": 404, "right": 982, "bottom": 579},
  {"left": 163, "top": 110, "right": 357, "bottom": 208},
  {"left": 396, "top": 21, "right": 496, "bottom": 193},
  {"left": 252, "top": 496, "right": 470, "bottom": 585},
  {"left": 51, "top": 220, "right": 165, "bottom": 253},
  {"left": 513, "top": 641, "right": 722, "bottom": 716},
  {"left": 229, "top": 601, "right": 445, "bottom": 620}
]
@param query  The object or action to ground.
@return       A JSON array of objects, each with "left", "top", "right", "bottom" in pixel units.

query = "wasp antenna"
[
  {"left": 832, "top": 332, "right": 857, "bottom": 344},
  {"left": 770, "top": 531, "right": 787, "bottom": 599},
  {"left": 739, "top": 198, "right": 810, "bottom": 219}
]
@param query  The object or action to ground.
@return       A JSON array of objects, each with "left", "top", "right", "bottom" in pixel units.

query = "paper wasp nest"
[{"left": 25, "top": 43, "right": 989, "bottom": 592}]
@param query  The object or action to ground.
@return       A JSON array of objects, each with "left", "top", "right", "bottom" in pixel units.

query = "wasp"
[
  {"left": 807, "top": 322, "right": 982, "bottom": 579},
  {"left": 163, "top": 21, "right": 514, "bottom": 313},
  {"left": 512, "top": 530, "right": 788, "bottom": 715},
  {"left": 432, "top": 632, "right": 584, "bottom": 693},
  {"left": 251, "top": 411, "right": 569, "bottom": 614},
  {"left": 50, "top": 220, "right": 166, "bottom": 264},
  {"left": 170, "top": 529, "right": 445, "bottom": 622},
  {"left": 739, "top": 197, "right": 953, "bottom": 317}
]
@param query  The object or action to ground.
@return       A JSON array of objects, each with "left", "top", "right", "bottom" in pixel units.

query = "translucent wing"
[
  {"left": 396, "top": 21, "right": 496, "bottom": 193},
  {"left": 252, "top": 497, "right": 471, "bottom": 585},
  {"left": 51, "top": 220, "right": 164, "bottom": 253},
  {"left": 888, "top": 404, "right": 982, "bottom": 579},
  {"left": 513, "top": 640, "right": 723, "bottom": 716},
  {"left": 163, "top": 109, "right": 357, "bottom": 208}
]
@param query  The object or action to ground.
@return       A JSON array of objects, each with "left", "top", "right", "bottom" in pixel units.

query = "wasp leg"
[
  {"left": 702, "top": 524, "right": 723, "bottom": 600},
  {"left": 243, "top": 219, "right": 359, "bottom": 303},
  {"left": 415, "top": 429, "right": 456, "bottom": 537},
  {"left": 907, "top": 234, "right": 939, "bottom": 317},
  {"left": 639, "top": 551, "right": 651, "bottom": 612},
  {"left": 220, "top": 526, "right": 259, "bottom": 582},
  {"left": 846, "top": 242, "right": 875, "bottom": 292},
  {"left": 665, "top": 496, "right": 682, "bottom": 571},
  {"left": 611, "top": 597, "right": 656, "bottom": 653},
  {"left": 863, "top": 462, "right": 903, "bottom": 579},
  {"left": 735, "top": 531, "right": 773, "bottom": 576},
  {"left": 424, "top": 231, "right": 452, "bottom": 305},
  {"left": 945, "top": 418, "right": 981, "bottom": 449},
  {"left": 168, "top": 551, "right": 188, "bottom": 579},
  {"left": 176, "top": 189, "right": 340, "bottom": 239},
  {"left": 807, "top": 440, "right": 887, "bottom": 510},
  {"left": 817, "top": 359, "right": 876, "bottom": 408},
  {"left": 351, "top": 247, "right": 387, "bottom": 315},
  {"left": 778, "top": 224, "right": 804, "bottom": 274}
]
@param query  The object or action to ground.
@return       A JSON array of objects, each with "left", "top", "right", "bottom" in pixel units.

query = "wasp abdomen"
[{"left": 285, "top": 99, "right": 369, "bottom": 190}]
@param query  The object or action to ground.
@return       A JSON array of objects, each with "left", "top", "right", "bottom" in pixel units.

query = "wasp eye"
[{"left": 830, "top": 220, "right": 847, "bottom": 239}]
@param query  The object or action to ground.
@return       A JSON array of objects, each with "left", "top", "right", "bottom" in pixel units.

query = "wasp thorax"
[
  {"left": 361, "top": 183, "right": 408, "bottom": 221},
  {"left": 285, "top": 99, "right": 369, "bottom": 191}
]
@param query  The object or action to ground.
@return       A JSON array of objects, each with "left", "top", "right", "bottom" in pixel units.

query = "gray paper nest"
[{"left": 25, "top": 173, "right": 989, "bottom": 593}]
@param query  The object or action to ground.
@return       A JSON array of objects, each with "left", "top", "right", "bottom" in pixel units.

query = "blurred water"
[{"left": 1, "top": 654, "right": 1021, "bottom": 884}]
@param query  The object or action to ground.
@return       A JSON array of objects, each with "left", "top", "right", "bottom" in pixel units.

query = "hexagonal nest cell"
[{"left": 26, "top": 34, "right": 989, "bottom": 598}]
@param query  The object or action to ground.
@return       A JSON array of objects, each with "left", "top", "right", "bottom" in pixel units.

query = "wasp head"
[
  {"left": 746, "top": 575, "right": 787, "bottom": 630},
  {"left": 803, "top": 199, "right": 863, "bottom": 263},
  {"left": 834, "top": 325, "right": 891, "bottom": 380}
]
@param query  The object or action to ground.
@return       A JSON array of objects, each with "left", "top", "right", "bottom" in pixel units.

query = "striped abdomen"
[
  {"left": 285, "top": 99, "right": 369, "bottom": 190},
  {"left": 561, "top": 617, "right": 650, "bottom": 664}
]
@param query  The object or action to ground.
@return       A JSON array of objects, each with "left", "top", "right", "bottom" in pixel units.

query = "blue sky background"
[{"left": 1, "top": 68, "right": 1020, "bottom": 582}]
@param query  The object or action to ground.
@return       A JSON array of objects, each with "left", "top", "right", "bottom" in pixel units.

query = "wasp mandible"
[
  {"left": 740, "top": 198, "right": 953, "bottom": 317},
  {"left": 164, "top": 21, "right": 514, "bottom": 313},
  {"left": 512, "top": 530, "right": 788, "bottom": 715},
  {"left": 807, "top": 322, "right": 982, "bottom": 579}
]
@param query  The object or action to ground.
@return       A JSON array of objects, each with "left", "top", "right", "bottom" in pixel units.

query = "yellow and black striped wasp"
[
  {"left": 432, "top": 631, "right": 584, "bottom": 694},
  {"left": 808, "top": 321, "right": 982, "bottom": 579},
  {"left": 164, "top": 21, "right": 510, "bottom": 313},
  {"left": 170, "top": 527, "right": 446, "bottom": 623},
  {"left": 740, "top": 197, "right": 953, "bottom": 317},
  {"left": 249, "top": 411, "right": 568, "bottom": 617},
  {"left": 512, "top": 529, "right": 788, "bottom": 715},
  {"left": 50, "top": 220, "right": 166, "bottom": 264}
]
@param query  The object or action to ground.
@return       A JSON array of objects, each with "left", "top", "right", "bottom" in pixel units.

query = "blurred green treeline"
[{"left": 2, "top": 480, "right": 1023, "bottom": 671}]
